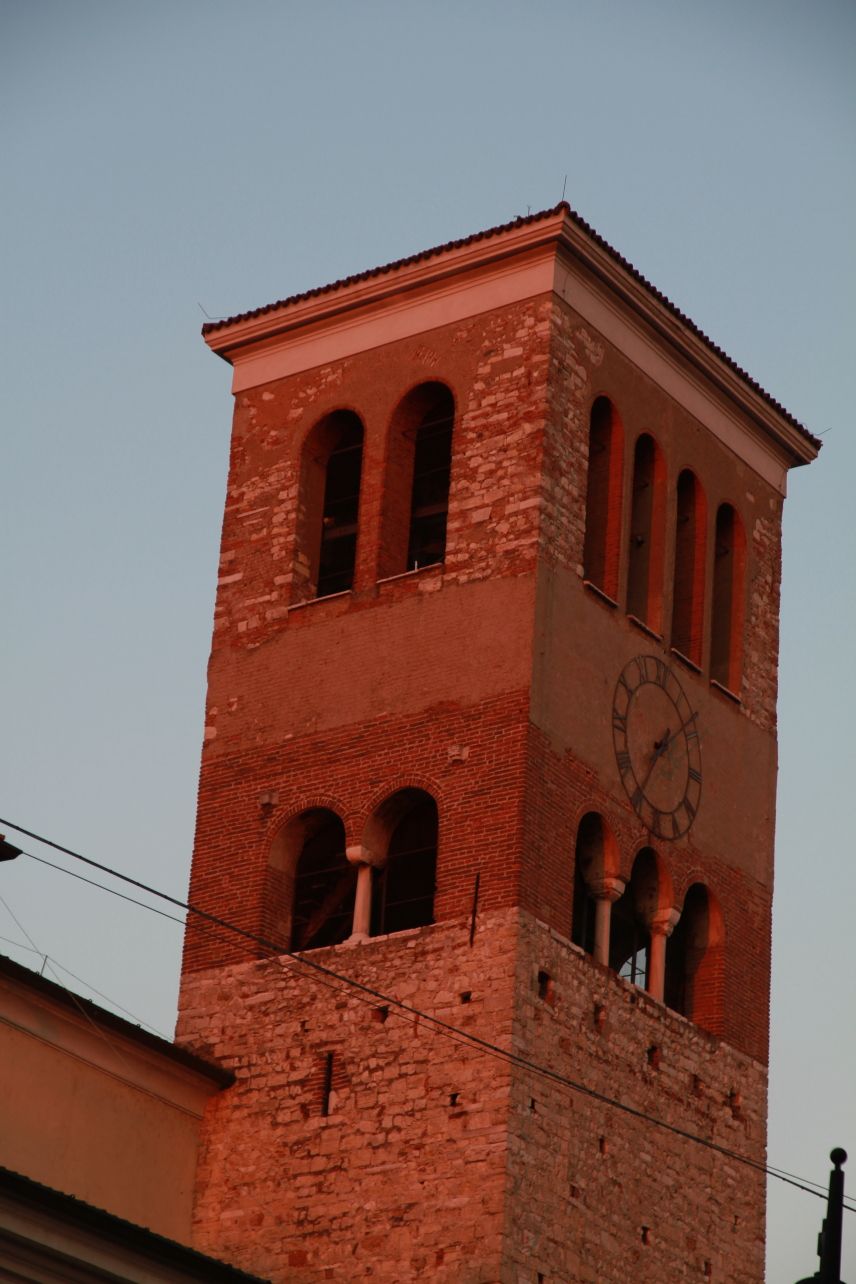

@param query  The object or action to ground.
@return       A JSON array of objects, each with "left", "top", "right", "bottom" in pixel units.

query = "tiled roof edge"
[
  {"left": 201, "top": 204, "right": 562, "bottom": 335},
  {"left": 202, "top": 202, "right": 819, "bottom": 450}
]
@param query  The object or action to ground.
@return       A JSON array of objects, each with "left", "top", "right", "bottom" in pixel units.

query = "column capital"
[
  {"left": 645, "top": 906, "right": 681, "bottom": 938},
  {"left": 588, "top": 875, "right": 626, "bottom": 903},
  {"left": 346, "top": 842, "right": 382, "bottom": 868}
]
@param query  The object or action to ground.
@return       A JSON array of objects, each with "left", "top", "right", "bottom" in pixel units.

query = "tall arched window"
[
  {"left": 670, "top": 470, "right": 707, "bottom": 666},
  {"left": 295, "top": 411, "right": 364, "bottom": 601},
  {"left": 265, "top": 809, "right": 356, "bottom": 953},
  {"left": 366, "top": 789, "right": 438, "bottom": 937},
  {"left": 572, "top": 815, "right": 599, "bottom": 956},
  {"left": 609, "top": 847, "right": 673, "bottom": 998},
  {"left": 626, "top": 434, "right": 666, "bottom": 632},
  {"left": 583, "top": 397, "right": 624, "bottom": 600},
  {"left": 710, "top": 503, "right": 746, "bottom": 693},
  {"left": 379, "top": 384, "right": 454, "bottom": 579},
  {"left": 664, "top": 883, "right": 724, "bottom": 1033},
  {"left": 572, "top": 811, "right": 621, "bottom": 962}
]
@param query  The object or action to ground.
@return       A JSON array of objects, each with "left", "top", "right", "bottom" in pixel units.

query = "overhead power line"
[{"left": 1, "top": 814, "right": 853, "bottom": 1215}]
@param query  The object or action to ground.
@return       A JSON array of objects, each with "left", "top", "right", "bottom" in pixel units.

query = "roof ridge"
[
  {"left": 202, "top": 203, "right": 818, "bottom": 450},
  {"left": 201, "top": 203, "right": 567, "bottom": 336}
]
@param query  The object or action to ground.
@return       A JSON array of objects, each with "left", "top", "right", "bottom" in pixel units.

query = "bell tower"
[{"left": 177, "top": 206, "right": 819, "bottom": 1283}]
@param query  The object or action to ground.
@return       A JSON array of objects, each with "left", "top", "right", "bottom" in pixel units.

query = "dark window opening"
[
  {"left": 572, "top": 853, "right": 596, "bottom": 955},
  {"left": 609, "top": 850, "right": 660, "bottom": 990},
  {"left": 290, "top": 816, "right": 355, "bottom": 951},
  {"left": 537, "top": 969, "right": 555, "bottom": 1003},
  {"left": 407, "top": 396, "right": 454, "bottom": 571},
  {"left": 710, "top": 503, "right": 745, "bottom": 691},
  {"left": 316, "top": 422, "right": 363, "bottom": 598},
  {"left": 583, "top": 397, "right": 623, "bottom": 599},
  {"left": 371, "top": 796, "right": 437, "bottom": 936},
  {"left": 664, "top": 883, "right": 723, "bottom": 1033},
  {"left": 671, "top": 470, "right": 706, "bottom": 665},
  {"left": 626, "top": 434, "right": 664, "bottom": 630},
  {"left": 572, "top": 812, "right": 611, "bottom": 956}
]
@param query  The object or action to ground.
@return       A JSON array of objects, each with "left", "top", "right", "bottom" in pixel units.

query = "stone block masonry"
[
  {"left": 186, "top": 208, "right": 817, "bottom": 1283},
  {"left": 178, "top": 908, "right": 766, "bottom": 1283}
]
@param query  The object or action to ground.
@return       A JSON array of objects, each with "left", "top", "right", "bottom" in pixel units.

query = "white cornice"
[{"left": 204, "top": 211, "right": 818, "bottom": 478}]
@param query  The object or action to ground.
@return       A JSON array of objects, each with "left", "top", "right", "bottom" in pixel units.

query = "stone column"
[
  {"left": 588, "top": 875, "right": 626, "bottom": 967},
  {"left": 645, "top": 907, "right": 680, "bottom": 1002},
  {"left": 346, "top": 843, "right": 378, "bottom": 941}
]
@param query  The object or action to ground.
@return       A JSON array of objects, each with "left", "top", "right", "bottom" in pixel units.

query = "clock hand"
[
  {"left": 637, "top": 709, "right": 699, "bottom": 796},
  {"left": 652, "top": 709, "right": 698, "bottom": 762},
  {"left": 637, "top": 728, "right": 672, "bottom": 794}
]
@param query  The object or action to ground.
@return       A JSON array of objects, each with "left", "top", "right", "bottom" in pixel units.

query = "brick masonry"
[
  {"left": 179, "top": 232, "right": 803, "bottom": 1281},
  {"left": 178, "top": 908, "right": 766, "bottom": 1283}
]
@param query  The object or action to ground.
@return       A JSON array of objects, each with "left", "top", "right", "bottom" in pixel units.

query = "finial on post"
[{"left": 794, "top": 1147, "right": 847, "bottom": 1284}]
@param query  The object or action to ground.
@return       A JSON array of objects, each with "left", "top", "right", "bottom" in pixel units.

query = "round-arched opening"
[
  {"left": 379, "top": 383, "right": 455, "bottom": 578},
  {"left": 671, "top": 469, "right": 707, "bottom": 666},
  {"left": 572, "top": 811, "right": 619, "bottom": 956},
  {"left": 609, "top": 847, "right": 672, "bottom": 988},
  {"left": 665, "top": 883, "right": 725, "bottom": 1031},
  {"left": 365, "top": 788, "right": 438, "bottom": 937},
  {"left": 268, "top": 808, "right": 355, "bottom": 952},
  {"left": 583, "top": 396, "right": 624, "bottom": 600},
  {"left": 710, "top": 503, "right": 746, "bottom": 693},
  {"left": 294, "top": 410, "right": 365, "bottom": 601},
  {"left": 626, "top": 433, "right": 666, "bottom": 631}
]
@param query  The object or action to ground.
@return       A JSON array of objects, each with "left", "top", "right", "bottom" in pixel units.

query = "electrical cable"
[{"left": 2, "top": 814, "right": 853, "bottom": 1214}]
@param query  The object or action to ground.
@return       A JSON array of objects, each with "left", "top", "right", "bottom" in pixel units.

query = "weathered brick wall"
[
  {"left": 744, "top": 506, "right": 783, "bottom": 733},
  {"left": 181, "top": 272, "right": 789, "bottom": 1282},
  {"left": 184, "top": 688, "right": 531, "bottom": 974},
  {"left": 177, "top": 908, "right": 766, "bottom": 1283},
  {"left": 519, "top": 723, "right": 772, "bottom": 1064},
  {"left": 543, "top": 296, "right": 784, "bottom": 735},
  {"left": 504, "top": 912, "right": 768, "bottom": 1284},
  {"left": 208, "top": 298, "right": 552, "bottom": 654},
  {"left": 178, "top": 913, "right": 518, "bottom": 1284}
]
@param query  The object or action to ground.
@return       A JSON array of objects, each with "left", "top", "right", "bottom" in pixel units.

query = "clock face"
[{"left": 612, "top": 655, "right": 701, "bottom": 841}]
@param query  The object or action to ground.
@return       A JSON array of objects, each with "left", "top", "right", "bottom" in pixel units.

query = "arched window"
[
  {"left": 368, "top": 790, "right": 438, "bottom": 936},
  {"left": 609, "top": 847, "right": 672, "bottom": 995},
  {"left": 670, "top": 470, "right": 707, "bottom": 666},
  {"left": 295, "top": 411, "right": 364, "bottom": 601},
  {"left": 379, "top": 384, "right": 454, "bottom": 579},
  {"left": 583, "top": 397, "right": 624, "bottom": 600},
  {"left": 265, "top": 809, "right": 355, "bottom": 952},
  {"left": 664, "top": 883, "right": 724, "bottom": 1033},
  {"left": 626, "top": 434, "right": 666, "bottom": 632},
  {"left": 710, "top": 503, "right": 746, "bottom": 693},
  {"left": 572, "top": 811, "right": 621, "bottom": 961},
  {"left": 572, "top": 846, "right": 596, "bottom": 956}
]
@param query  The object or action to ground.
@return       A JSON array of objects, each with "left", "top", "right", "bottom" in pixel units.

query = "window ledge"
[
  {"left": 377, "top": 562, "right": 443, "bottom": 587},
  {"left": 288, "top": 589, "right": 353, "bottom": 614},
  {"left": 710, "top": 678, "right": 741, "bottom": 705},
  {"left": 583, "top": 580, "right": 619, "bottom": 609},
  {"left": 627, "top": 614, "right": 663, "bottom": 643},
  {"left": 670, "top": 647, "right": 702, "bottom": 675}
]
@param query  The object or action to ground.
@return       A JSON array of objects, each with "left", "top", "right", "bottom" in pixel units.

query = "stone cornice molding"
[{"left": 204, "top": 208, "right": 819, "bottom": 481}]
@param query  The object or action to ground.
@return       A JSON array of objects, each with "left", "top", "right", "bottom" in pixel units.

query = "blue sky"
[{"left": 2, "top": 1, "right": 854, "bottom": 1276}]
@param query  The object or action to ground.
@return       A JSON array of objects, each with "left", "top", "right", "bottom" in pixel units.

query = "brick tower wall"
[
  {"left": 506, "top": 913, "right": 766, "bottom": 1284},
  {"left": 182, "top": 296, "right": 553, "bottom": 973},
  {"left": 177, "top": 913, "right": 518, "bottom": 1284},
  {"left": 179, "top": 219, "right": 799, "bottom": 1284},
  {"left": 177, "top": 907, "right": 766, "bottom": 1284}
]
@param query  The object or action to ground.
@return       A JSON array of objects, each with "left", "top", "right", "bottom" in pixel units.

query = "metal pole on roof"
[{"left": 795, "top": 1148, "right": 848, "bottom": 1283}]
